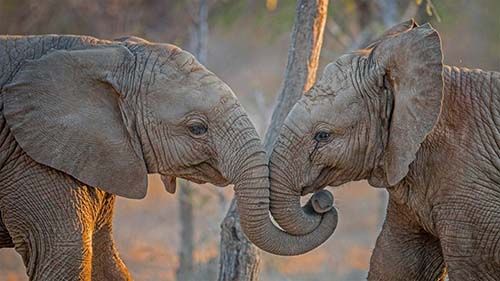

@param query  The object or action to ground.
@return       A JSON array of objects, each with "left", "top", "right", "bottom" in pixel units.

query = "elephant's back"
[{"left": 0, "top": 35, "right": 115, "bottom": 88}]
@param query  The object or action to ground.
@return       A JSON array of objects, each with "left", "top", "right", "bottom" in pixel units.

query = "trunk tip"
[{"left": 311, "top": 190, "right": 334, "bottom": 214}]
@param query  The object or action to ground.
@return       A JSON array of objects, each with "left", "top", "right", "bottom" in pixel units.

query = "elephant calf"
[
  {"left": 268, "top": 20, "right": 500, "bottom": 280},
  {"left": 0, "top": 35, "right": 330, "bottom": 280}
]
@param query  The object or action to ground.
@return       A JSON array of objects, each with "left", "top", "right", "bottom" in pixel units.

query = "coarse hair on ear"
[{"left": 3, "top": 46, "right": 148, "bottom": 199}]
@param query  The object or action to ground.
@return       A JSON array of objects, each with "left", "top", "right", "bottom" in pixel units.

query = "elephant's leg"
[
  {"left": 5, "top": 202, "right": 94, "bottom": 280},
  {"left": 91, "top": 194, "right": 131, "bottom": 280},
  {"left": 0, "top": 210, "right": 14, "bottom": 248},
  {"left": 368, "top": 199, "right": 445, "bottom": 281},
  {"left": 0, "top": 159, "right": 109, "bottom": 280},
  {"left": 13, "top": 229, "right": 93, "bottom": 281}
]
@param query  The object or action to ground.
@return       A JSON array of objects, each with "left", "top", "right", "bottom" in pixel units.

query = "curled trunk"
[
  {"left": 233, "top": 149, "right": 337, "bottom": 256},
  {"left": 268, "top": 140, "right": 334, "bottom": 237},
  {"left": 221, "top": 112, "right": 336, "bottom": 256}
]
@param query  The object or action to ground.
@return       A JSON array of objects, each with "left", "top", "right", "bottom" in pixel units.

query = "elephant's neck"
[{"left": 431, "top": 66, "right": 500, "bottom": 165}]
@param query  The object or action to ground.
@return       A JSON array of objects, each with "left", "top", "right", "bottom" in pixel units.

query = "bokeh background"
[{"left": 0, "top": 0, "right": 498, "bottom": 280}]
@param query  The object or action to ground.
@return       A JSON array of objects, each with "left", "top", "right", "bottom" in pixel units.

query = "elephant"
[
  {"left": 0, "top": 35, "right": 336, "bottom": 280},
  {"left": 268, "top": 20, "right": 500, "bottom": 280}
]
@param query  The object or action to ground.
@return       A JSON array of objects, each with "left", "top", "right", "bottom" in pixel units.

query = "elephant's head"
[
  {"left": 2, "top": 36, "right": 336, "bottom": 255},
  {"left": 269, "top": 20, "right": 444, "bottom": 237}
]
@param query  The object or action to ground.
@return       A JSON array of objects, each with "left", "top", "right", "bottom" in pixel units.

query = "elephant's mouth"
[
  {"left": 301, "top": 166, "right": 335, "bottom": 195},
  {"left": 178, "top": 161, "right": 229, "bottom": 187}
]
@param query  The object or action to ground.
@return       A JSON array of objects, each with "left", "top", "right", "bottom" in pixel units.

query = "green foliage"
[
  {"left": 210, "top": 0, "right": 296, "bottom": 40},
  {"left": 210, "top": 0, "right": 248, "bottom": 27},
  {"left": 1, "top": 0, "right": 17, "bottom": 13},
  {"left": 330, "top": 0, "right": 361, "bottom": 38}
]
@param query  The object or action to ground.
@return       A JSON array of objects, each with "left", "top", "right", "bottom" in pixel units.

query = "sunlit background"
[{"left": 0, "top": 0, "right": 498, "bottom": 280}]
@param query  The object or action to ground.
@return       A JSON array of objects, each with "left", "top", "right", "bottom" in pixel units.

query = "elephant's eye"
[
  {"left": 188, "top": 123, "right": 208, "bottom": 136},
  {"left": 314, "top": 131, "right": 331, "bottom": 142}
]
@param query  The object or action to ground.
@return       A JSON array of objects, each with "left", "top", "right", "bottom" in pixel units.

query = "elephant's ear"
[
  {"left": 365, "top": 19, "right": 419, "bottom": 49},
  {"left": 3, "top": 46, "right": 148, "bottom": 199},
  {"left": 374, "top": 23, "right": 444, "bottom": 186}
]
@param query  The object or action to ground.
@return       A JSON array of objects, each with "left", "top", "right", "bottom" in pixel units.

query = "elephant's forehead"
[
  {"left": 148, "top": 79, "right": 239, "bottom": 121},
  {"left": 293, "top": 91, "right": 363, "bottom": 130}
]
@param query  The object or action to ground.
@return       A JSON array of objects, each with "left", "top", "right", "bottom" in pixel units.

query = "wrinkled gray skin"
[
  {"left": 269, "top": 20, "right": 500, "bottom": 280},
  {"left": 0, "top": 35, "right": 334, "bottom": 280}
]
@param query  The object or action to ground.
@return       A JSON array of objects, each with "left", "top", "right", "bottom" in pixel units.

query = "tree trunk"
[
  {"left": 218, "top": 1, "right": 328, "bottom": 280},
  {"left": 177, "top": 1, "right": 209, "bottom": 280},
  {"left": 217, "top": 200, "right": 261, "bottom": 281},
  {"left": 188, "top": 0, "right": 208, "bottom": 65},
  {"left": 263, "top": 0, "right": 329, "bottom": 153}
]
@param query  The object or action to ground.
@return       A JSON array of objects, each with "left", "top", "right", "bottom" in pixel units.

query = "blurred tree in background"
[{"left": 0, "top": 0, "right": 498, "bottom": 280}]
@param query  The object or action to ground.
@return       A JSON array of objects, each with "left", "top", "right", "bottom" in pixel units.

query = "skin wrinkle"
[
  {"left": 134, "top": 47, "right": 200, "bottom": 174},
  {"left": 275, "top": 130, "right": 307, "bottom": 187},
  {"left": 137, "top": 117, "right": 161, "bottom": 173},
  {"left": 126, "top": 45, "right": 141, "bottom": 100},
  {"left": 157, "top": 125, "right": 173, "bottom": 172},
  {"left": 357, "top": 58, "right": 391, "bottom": 176},
  {"left": 162, "top": 126, "right": 178, "bottom": 172},
  {"left": 269, "top": 151, "right": 298, "bottom": 192},
  {"left": 214, "top": 109, "right": 249, "bottom": 163},
  {"left": 164, "top": 126, "right": 185, "bottom": 170},
  {"left": 210, "top": 114, "right": 235, "bottom": 162},
  {"left": 212, "top": 109, "right": 242, "bottom": 163}
]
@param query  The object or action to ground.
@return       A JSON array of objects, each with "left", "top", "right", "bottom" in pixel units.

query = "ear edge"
[{"left": 364, "top": 19, "right": 420, "bottom": 49}]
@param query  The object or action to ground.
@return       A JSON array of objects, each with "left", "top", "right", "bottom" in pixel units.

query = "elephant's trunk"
[
  {"left": 268, "top": 140, "right": 337, "bottom": 236},
  {"left": 229, "top": 128, "right": 337, "bottom": 255}
]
